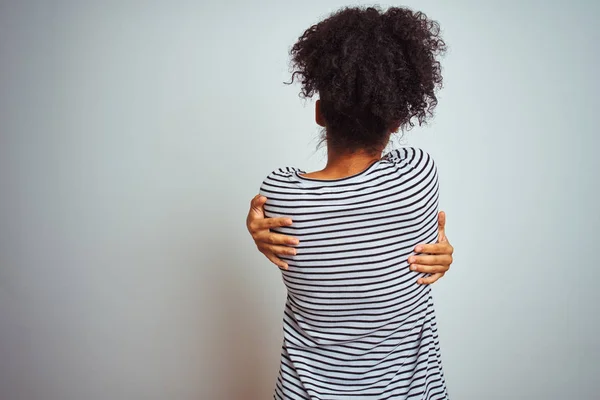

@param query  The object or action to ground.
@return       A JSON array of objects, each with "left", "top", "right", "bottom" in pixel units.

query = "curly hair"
[{"left": 288, "top": 6, "right": 447, "bottom": 152}]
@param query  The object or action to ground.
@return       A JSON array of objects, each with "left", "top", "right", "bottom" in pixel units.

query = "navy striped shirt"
[{"left": 260, "top": 147, "right": 449, "bottom": 400}]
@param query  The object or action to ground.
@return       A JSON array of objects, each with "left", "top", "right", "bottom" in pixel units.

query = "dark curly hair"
[{"left": 288, "top": 6, "right": 447, "bottom": 153}]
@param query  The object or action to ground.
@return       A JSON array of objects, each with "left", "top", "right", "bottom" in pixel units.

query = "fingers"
[
  {"left": 246, "top": 195, "right": 266, "bottom": 230},
  {"left": 437, "top": 211, "right": 446, "bottom": 242},
  {"left": 409, "top": 254, "right": 451, "bottom": 266},
  {"left": 264, "top": 252, "right": 288, "bottom": 270},
  {"left": 249, "top": 195, "right": 267, "bottom": 217},
  {"left": 409, "top": 263, "right": 449, "bottom": 274},
  {"left": 248, "top": 195, "right": 293, "bottom": 229},
  {"left": 409, "top": 212, "right": 450, "bottom": 285},
  {"left": 248, "top": 194, "right": 296, "bottom": 271},
  {"left": 250, "top": 216, "right": 294, "bottom": 233},
  {"left": 250, "top": 194, "right": 267, "bottom": 209},
  {"left": 258, "top": 243, "right": 297, "bottom": 256},
  {"left": 414, "top": 242, "right": 453, "bottom": 255},
  {"left": 252, "top": 230, "right": 299, "bottom": 246},
  {"left": 417, "top": 272, "right": 444, "bottom": 285},
  {"left": 409, "top": 251, "right": 451, "bottom": 265},
  {"left": 248, "top": 195, "right": 293, "bottom": 228}
]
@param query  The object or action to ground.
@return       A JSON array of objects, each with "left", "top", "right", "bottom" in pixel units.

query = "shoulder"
[
  {"left": 384, "top": 146, "right": 437, "bottom": 172},
  {"left": 262, "top": 166, "right": 304, "bottom": 183},
  {"left": 259, "top": 166, "right": 304, "bottom": 195}
]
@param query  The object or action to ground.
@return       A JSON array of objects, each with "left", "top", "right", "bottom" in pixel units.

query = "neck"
[{"left": 324, "top": 146, "right": 384, "bottom": 175}]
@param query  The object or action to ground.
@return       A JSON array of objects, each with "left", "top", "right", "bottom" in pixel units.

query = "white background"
[{"left": 0, "top": 1, "right": 598, "bottom": 399}]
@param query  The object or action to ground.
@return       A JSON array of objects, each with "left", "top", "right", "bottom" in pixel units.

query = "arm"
[
  {"left": 247, "top": 195, "right": 454, "bottom": 280},
  {"left": 246, "top": 195, "right": 299, "bottom": 270},
  {"left": 409, "top": 211, "right": 454, "bottom": 284}
]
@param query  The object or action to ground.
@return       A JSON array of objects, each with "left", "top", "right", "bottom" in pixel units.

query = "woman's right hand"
[{"left": 246, "top": 195, "right": 299, "bottom": 270}]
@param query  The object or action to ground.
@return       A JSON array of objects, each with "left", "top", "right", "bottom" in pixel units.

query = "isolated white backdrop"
[{"left": 0, "top": 1, "right": 598, "bottom": 399}]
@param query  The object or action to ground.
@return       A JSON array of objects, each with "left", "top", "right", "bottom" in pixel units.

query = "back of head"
[{"left": 289, "top": 6, "right": 447, "bottom": 153}]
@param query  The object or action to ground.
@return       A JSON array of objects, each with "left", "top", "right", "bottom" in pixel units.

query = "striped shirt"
[{"left": 260, "top": 147, "right": 449, "bottom": 399}]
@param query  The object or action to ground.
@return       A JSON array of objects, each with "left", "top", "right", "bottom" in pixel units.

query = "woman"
[{"left": 251, "top": 6, "right": 451, "bottom": 399}]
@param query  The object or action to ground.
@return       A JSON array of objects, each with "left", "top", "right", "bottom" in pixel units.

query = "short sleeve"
[
  {"left": 384, "top": 146, "right": 440, "bottom": 209},
  {"left": 385, "top": 147, "right": 436, "bottom": 172},
  {"left": 258, "top": 167, "right": 303, "bottom": 198}
]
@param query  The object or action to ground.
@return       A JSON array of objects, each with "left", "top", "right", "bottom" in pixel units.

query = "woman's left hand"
[{"left": 408, "top": 211, "right": 454, "bottom": 285}]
